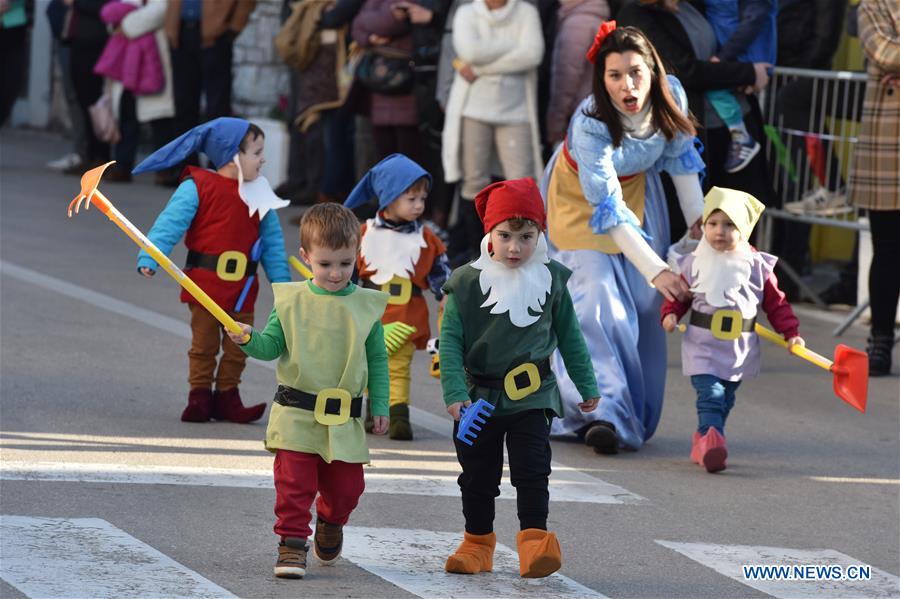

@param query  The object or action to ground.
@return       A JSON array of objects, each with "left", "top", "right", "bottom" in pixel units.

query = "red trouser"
[{"left": 273, "top": 449, "right": 365, "bottom": 540}]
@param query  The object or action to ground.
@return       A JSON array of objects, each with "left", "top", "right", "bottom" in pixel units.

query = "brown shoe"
[
  {"left": 313, "top": 517, "right": 343, "bottom": 565},
  {"left": 274, "top": 538, "right": 308, "bottom": 578}
]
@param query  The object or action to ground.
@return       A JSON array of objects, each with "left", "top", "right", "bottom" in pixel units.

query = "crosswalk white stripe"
[
  {"left": 0, "top": 260, "right": 645, "bottom": 504},
  {"left": 0, "top": 460, "right": 636, "bottom": 504},
  {"left": 656, "top": 540, "right": 900, "bottom": 598},
  {"left": 342, "top": 526, "right": 607, "bottom": 598},
  {"left": 0, "top": 516, "right": 236, "bottom": 599}
]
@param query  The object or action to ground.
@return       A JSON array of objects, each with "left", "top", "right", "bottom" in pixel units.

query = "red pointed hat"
[{"left": 474, "top": 178, "right": 546, "bottom": 234}]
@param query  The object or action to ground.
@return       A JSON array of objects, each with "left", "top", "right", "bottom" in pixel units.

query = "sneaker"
[
  {"left": 46, "top": 152, "right": 83, "bottom": 171},
  {"left": 313, "top": 517, "right": 344, "bottom": 565},
  {"left": 867, "top": 334, "right": 894, "bottom": 377},
  {"left": 274, "top": 538, "right": 308, "bottom": 578},
  {"left": 784, "top": 187, "right": 853, "bottom": 216},
  {"left": 723, "top": 132, "right": 760, "bottom": 173}
]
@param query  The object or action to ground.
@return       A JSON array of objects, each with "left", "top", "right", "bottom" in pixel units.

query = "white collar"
[
  {"left": 233, "top": 155, "right": 290, "bottom": 219},
  {"left": 616, "top": 102, "right": 655, "bottom": 140},
  {"left": 473, "top": 0, "right": 518, "bottom": 24},
  {"left": 471, "top": 233, "right": 552, "bottom": 327}
]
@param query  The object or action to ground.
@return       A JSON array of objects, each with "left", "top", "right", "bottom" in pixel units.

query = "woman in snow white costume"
[{"left": 541, "top": 22, "right": 706, "bottom": 452}]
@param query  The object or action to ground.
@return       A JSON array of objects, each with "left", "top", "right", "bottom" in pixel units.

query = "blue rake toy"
[{"left": 456, "top": 399, "right": 495, "bottom": 446}]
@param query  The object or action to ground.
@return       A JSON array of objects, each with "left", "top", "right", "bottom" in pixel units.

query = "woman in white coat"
[
  {"left": 107, "top": 0, "right": 176, "bottom": 183},
  {"left": 441, "top": 0, "right": 544, "bottom": 257}
]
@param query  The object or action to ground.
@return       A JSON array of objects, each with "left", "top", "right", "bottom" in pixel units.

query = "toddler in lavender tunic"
[{"left": 661, "top": 187, "right": 805, "bottom": 473}]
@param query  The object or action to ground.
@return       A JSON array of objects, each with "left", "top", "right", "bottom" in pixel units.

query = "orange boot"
[
  {"left": 516, "top": 529, "right": 562, "bottom": 578},
  {"left": 445, "top": 532, "right": 495, "bottom": 574},
  {"left": 690, "top": 431, "right": 702, "bottom": 464}
]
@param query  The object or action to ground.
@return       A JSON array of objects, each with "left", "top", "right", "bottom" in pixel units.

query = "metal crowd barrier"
[{"left": 755, "top": 66, "right": 869, "bottom": 333}]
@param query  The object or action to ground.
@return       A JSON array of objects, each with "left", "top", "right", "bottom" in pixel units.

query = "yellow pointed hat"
[{"left": 702, "top": 186, "right": 766, "bottom": 240}]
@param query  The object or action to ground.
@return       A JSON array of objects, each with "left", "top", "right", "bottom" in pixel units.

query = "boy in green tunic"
[
  {"left": 228, "top": 203, "right": 390, "bottom": 579},
  {"left": 440, "top": 178, "right": 601, "bottom": 578}
]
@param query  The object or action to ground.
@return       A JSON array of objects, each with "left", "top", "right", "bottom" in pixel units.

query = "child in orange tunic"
[{"left": 344, "top": 154, "right": 451, "bottom": 440}]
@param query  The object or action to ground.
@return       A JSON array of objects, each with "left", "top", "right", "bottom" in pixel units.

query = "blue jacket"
[{"left": 704, "top": 0, "right": 777, "bottom": 64}]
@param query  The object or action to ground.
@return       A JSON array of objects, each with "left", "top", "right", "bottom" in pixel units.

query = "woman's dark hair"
[{"left": 585, "top": 26, "right": 696, "bottom": 147}]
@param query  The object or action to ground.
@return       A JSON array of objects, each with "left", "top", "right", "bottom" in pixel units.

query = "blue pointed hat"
[
  {"left": 132, "top": 117, "right": 250, "bottom": 174},
  {"left": 343, "top": 154, "right": 432, "bottom": 211}
]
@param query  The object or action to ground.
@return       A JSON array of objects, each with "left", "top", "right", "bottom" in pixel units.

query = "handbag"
[
  {"left": 88, "top": 91, "right": 121, "bottom": 145},
  {"left": 354, "top": 46, "right": 414, "bottom": 96}
]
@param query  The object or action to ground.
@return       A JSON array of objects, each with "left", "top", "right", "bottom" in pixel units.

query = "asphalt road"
[{"left": 1, "top": 128, "right": 898, "bottom": 598}]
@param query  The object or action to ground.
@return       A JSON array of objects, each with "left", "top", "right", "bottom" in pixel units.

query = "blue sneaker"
[{"left": 724, "top": 131, "right": 760, "bottom": 173}]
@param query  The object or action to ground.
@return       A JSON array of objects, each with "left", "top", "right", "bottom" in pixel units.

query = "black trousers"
[
  {"left": 170, "top": 23, "right": 233, "bottom": 141},
  {"left": 70, "top": 43, "right": 111, "bottom": 162},
  {"left": 453, "top": 408, "right": 552, "bottom": 535},
  {"left": 869, "top": 209, "right": 900, "bottom": 337}
]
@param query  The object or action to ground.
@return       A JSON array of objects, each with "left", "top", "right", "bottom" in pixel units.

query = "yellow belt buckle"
[
  {"left": 504, "top": 362, "right": 541, "bottom": 401},
  {"left": 710, "top": 309, "right": 744, "bottom": 341},
  {"left": 216, "top": 250, "right": 248, "bottom": 282},
  {"left": 382, "top": 276, "right": 413, "bottom": 305},
  {"left": 313, "top": 388, "right": 352, "bottom": 425}
]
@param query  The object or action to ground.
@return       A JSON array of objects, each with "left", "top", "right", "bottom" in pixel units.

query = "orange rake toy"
[
  {"left": 67, "top": 161, "right": 249, "bottom": 342},
  {"left": 677, "top": 323, "right": 869, "bottom": 412}
]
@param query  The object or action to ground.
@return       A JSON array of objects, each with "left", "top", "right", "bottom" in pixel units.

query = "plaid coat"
[{"left": 850, "top": 0, "right": 900, "bottom": 211}]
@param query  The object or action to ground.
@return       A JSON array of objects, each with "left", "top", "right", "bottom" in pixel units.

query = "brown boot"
[
  {"left": 274, "top": 537, "right": 308, "bottom": 579},
  {"left": 389, "top": 404, "right": 413, "bottom": 440},
  {"left": 516, "top": 529, "right": 561, "bottom": 578},
  {"left": 211, "top": 388, "right": 265, "bottom": 423},
  {"left": 445, "top": 532, "right": 495, "bottom": 574},
  {"left": 312, "top": 517, "right": 343, "bottom": 565},
  {"left": 181, "top": 388, "right": 212, "bottom": 422}
]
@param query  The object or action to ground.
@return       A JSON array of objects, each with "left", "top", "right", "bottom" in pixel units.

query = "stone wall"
[{"left": 232, "top": 0, "right": 290, "bottom": 119}]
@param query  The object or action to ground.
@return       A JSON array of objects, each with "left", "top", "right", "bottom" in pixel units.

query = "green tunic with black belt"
[
  {"left": 240, "top": 280, "right": 389, "bottom": 463},
  {"left": 440, "top": 260, "right": 599, "bottom": 417}
]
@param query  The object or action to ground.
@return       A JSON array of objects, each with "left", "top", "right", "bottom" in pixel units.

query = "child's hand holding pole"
[
  {"left": 787, "top": 335, "right": 806, "bottom": 355},
  {"left": 662, "top": 313, "right": 678, "bottom": 333},
  {"left": 227, "top": 322, "right": 253, "bottom": 346}
]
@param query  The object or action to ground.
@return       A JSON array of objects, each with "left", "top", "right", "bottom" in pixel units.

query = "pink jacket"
[
  {"left": 545, "top": 0, "right": 610, "bottom": 144},
  {"left": 94, "top": 1, "right": 164, "bottom": 95}
]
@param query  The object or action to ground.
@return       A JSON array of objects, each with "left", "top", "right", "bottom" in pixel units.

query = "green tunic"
[
  {"left": 440, "top": 259, "right": 599, "bottom": 417},
  {"left": 240, "top": 281, "right": 389, "bottom": 463}
]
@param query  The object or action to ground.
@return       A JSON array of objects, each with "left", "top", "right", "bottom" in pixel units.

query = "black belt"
[
  {"left": 690, "top": 310, "right": 756, "bottom": 333},
  {"left": 273, "top": 385, "right": 363, "bottom": 418},
  {"left": 466, "top": 358, "right": 552, "bottom": 390},
  {"left": 363, "top": 279, "right": 423, "bottom": 297},
  {"left": 186, "top": 250, "right": 258, "bottom": 278}
]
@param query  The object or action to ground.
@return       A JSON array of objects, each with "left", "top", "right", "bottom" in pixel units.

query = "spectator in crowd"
[
  {"left": 0, "top": 0, "right": 29, "bottom": 127},
  {"left": 770, "top": 0, "right": 851, "bottom": 302},
  {"left": 616, "top": 0, "right": 772, "bottom": 241},
  {"left": 541, "top": 24, "right": 705, "bottom": 453},
  {"left": 396, "top": 0, "right": 455, "bottom": 229},
  {"left": 442, "top": 0, "right": 545, "bottom": 262},
  {"left": 703, "top": 0, "right": 776, "bottom": 174},
  {"left": 275, "top": 0, "right": 326, "bottom": 205},
  {"left": 544, "top": 0, "right": 611, "bottom": 148},
  {"left": 849, "top": 0, "right": 899, "bottom": 377},
  {"left": 44, "top": 0, "right": 89, "bottom": 171},
  {"left": 351, "top": 0, "right": 422, "bottom": 163},
  {"left": 64, "top": 0, "right": 111, "bottom": 172},
  {"left": 164, "top": 0, "right": 256, "bottom": 166},
  {"left": 97, "top": 0, "right": 175, "bottom": 184}
]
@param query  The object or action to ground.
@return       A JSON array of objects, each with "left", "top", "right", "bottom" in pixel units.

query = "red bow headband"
[{"left": 586, "top": 20, "right": 616, "bottom": 65}]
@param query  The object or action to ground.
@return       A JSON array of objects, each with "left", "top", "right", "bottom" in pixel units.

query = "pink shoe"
[
  {"left": 698, "top": 428, "right": 728, "bottom": 473},
  {"left": 690, "top": 431, "right": 702, "bottom": 464}
]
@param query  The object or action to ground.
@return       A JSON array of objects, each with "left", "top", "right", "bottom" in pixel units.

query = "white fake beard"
[
  {"left": 690, "top": 236, "right": 753, "bottom": 308},
  {"left": 359, "top": 219, "right": 427, "bottom": 285},
  {"left": 471, "top": 233, "right": 552, "bottom": 327},
  {"left": 233, "top": 155, "right": 290, "bottom": 219}
]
